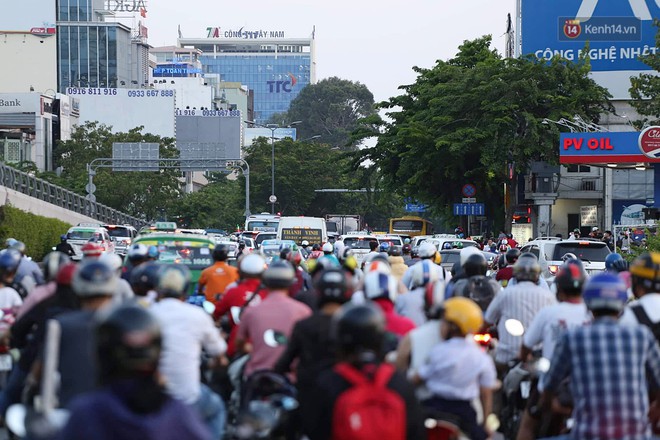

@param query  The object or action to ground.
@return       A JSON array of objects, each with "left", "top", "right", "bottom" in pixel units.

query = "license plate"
[
  {"left": 520, "top": 380, "right": 531, "bottom": 399},
  {"left": 0, "top": 354, "right": 12, "bottom": 371}
]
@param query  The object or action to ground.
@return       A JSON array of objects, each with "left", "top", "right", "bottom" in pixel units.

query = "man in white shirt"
[
  {"left": 0, "top": 249, "right": 23, "bottom": 310},
  {"left": 516, "top": 260, "right": 591, "bottom": 440},
  {"left": 151, "top": 265, "right": 227, "bottom": 439},
  {"left": 620, "top": 253, "right": 660, "bottom": 339}
]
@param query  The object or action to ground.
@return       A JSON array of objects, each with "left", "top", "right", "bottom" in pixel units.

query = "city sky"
[{"left": 136, "top": 0, "right": 517, "bottom": 103}]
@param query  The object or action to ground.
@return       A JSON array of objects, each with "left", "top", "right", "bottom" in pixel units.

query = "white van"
[{"left": 276, "top": 216, "right": 327, "bottom": 245}]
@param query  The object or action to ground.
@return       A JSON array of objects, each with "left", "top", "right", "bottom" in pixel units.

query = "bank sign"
[
  {"left": 521, "top": 0, "right": 660, "bottom": 72},
  {"left": 559, "top": 129, "right": 660, "bottom": 164}
]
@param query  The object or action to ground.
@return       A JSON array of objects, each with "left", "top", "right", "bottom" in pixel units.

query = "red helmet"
[{"left": 82, "top": 242, "right": 104, "bottom": 258}]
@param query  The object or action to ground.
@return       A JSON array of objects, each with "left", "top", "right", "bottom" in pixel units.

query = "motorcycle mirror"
[
  {"left": 202, "top": 301, "right": 216, "bottom": 315},
  {"left": 504, "top": 319, "right": 525, "bottom": 336},
  {"left": 536, "top": 357, "right": 551, "bottom": 374},
  {"left": 6, "top": 404, "right": 27, "bottom": 437}
]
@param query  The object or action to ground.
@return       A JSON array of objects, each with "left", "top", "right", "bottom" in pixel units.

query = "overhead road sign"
[
  {"left": 453, "top": 203, "right": 485, "bottom": 216},
  {"left": 405, "top": 203, "right": 428, "bottom": 212}
]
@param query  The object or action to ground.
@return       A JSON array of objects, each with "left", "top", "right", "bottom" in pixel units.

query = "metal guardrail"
[{"left": 0, "top": 162, "right": 148, "bottom": 228}]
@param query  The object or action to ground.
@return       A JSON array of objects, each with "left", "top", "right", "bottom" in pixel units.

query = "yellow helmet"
[
  {"left": 443, "top": 297, "right": 483, "bottom": 335},
  {"left": 433, "top": 251, "right": 442, "bottom": 265},
  {"left": 630, "top": 252, "right": 660, "bottom": 290}
]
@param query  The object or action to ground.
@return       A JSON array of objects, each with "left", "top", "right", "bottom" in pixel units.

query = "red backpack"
[{"left": 332, "top": 362, "right": 406, "bottom": 440}]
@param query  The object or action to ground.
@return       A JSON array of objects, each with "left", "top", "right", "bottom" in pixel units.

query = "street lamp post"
[{"left": 245, "top": 120, "right": 301, "bottom": 213}]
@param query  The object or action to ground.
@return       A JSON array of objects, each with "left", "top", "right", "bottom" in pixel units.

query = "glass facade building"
[{"left": 180, "top": 36, "right": 316, "bottom": 124}]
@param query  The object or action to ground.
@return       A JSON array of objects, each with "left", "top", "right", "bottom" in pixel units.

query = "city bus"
[{"left": 389, "top": 216, "right": 434, "bottom": 237}]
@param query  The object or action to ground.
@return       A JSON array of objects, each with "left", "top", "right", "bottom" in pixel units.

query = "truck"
[
  {"left": 324, "top": 214, "right": 362, "bottom": 236},
  {"left": 244, "top": 213, "right": 281, "bottom": 232},
  {"left": 277, "top": 216, "right": 327, "bottom": 245}
]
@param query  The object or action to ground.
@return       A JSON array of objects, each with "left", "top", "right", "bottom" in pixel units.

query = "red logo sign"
[
  {"left": 30, "top": 27, "right": 56, "bottom": 36},
  {"left": 638, "top": 126, "right": 660, "bottom": 159},
  {"left": 563, "top": 19, "right": 581, "bottom": 39}
]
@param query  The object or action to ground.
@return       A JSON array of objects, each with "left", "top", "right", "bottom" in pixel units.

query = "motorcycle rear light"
[
  {"left": 474, "top": 333, "right": 491, "bottom": 344},
  {"left": 548, "top": 265, "right": 559, "bottom": 274}
]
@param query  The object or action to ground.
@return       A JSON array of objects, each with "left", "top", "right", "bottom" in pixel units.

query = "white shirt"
[
  {"left": 408, "top": 320, "right": 442, "bottom": 400},
  {"left": 401, "top": 260, "right": 449, "bottom": 290},
  {"left": 620, "top": 293, "right": 660, "bottom": 327},
  {"left": 151, "top": 298, "right": 227, "bottom": 403},
  {"left": 395, "top": 287, "right": 429, "bottom": 327},
  {"left": 0, "top": 287, "right": 22, "bottom": 309},
  {"left": 484, "top": 281, "right": 557, "bottom": 363},
  {"left": 418, "top": 337, "right": 497, "bottom": 401}
]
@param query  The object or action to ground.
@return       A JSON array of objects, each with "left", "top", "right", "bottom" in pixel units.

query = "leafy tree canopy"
[{"left": 630, "top": 23, "right": 660, "bottom": 125}]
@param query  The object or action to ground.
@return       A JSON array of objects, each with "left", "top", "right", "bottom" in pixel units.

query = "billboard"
[
  {"left": 176, "top": 115, "right": 242, "bottom": 163},
  {"left": 558, "top": 131, "right": 660, "bottom": 164},
  {"left": 521, "top": 0, "right": 660, "bottom": 97},
  {"left": 0, "top": 0, "right": 56, "bottom": 33},
  {"left": 66, "top": 88, "right": 175, "bottom": 137},
  {"left": 243, "top": 127, "right": 297, "bottom": 147}
]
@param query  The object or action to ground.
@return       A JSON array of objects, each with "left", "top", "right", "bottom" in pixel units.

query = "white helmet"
[
  {"left": 418, "top": 242, "right": 437, "bottom": 259},
  {"left": 99, "top": 252, "right": 123, "bottom": 272},
  {"left": 322, "top": 242, "right": 334, "bottom": 253},
  {"left": 409, "top": 260, "right": 439, "bottom": 289},
  {"left": 459, "top": 246, "right": 481, "bottom": 266},
  {"left": 363, "top": 272, "right": 398, "bottom": 302},
  {"left": 301, "top": 240, "right": 309, "bottom": 247},
  {"left": 239, "top": 253, "right": 267, "bottom": 277}
]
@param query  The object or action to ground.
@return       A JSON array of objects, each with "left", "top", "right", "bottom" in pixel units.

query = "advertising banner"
[
  {"left": 559, "top": 131, "right": 660, "bottom": 164},
  {"left": 280, "top": 228, "right": 322, "bottom": 245}
]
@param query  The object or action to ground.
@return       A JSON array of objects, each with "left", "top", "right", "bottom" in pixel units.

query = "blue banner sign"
[
  {"left": 453, "top": 203, "right": 485, "bottom": 216},
  {"left": 405, "top": 203, "right": 428, "bottom": 212}
]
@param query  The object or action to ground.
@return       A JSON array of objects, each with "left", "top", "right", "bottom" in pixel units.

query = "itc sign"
[{"left": 105, "top": 0, "right": 147, "bottom": 13}]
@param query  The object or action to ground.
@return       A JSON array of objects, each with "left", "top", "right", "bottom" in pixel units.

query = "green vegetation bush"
[{"left": 0, "top": 206, "right": 71, "bottom": 261}]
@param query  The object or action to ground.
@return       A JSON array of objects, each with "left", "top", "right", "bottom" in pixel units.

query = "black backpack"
[
  {"left": 631, "top": 304, "right": 660, "bottom": 343},
  {"left": 459, "top": 275, "right": 498, "bottom": 311}
]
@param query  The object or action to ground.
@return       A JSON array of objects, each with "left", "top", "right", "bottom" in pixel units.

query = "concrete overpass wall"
[{"left": 0, "top": 186, "right": 98, "bottom": 226}]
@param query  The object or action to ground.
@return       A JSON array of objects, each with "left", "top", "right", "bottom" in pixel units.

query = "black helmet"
[
  {"left": 157, "top": 264, "right": 191, "bottom": 297},
  {"left": 213, "top": 244, "right": 229, "bottom": 261},
  {"left": 72, "top": 260, "right": 118, "bottom": 297},
  {"left": 513, "top": 252, "right": 541, "bottom": 282},
  {"left": 554, "top": 260, "right": 586, "bottom": 294},
  {"left": 332, "top": 303, "right": 385, "bottom": 356},
  {"left": 315, "top": 268, "right": 351, "bottom": 306},
  {"left": 262, "top": 261, "right": 295, "bottom": 289},
  {"left": 312, "top": 244, "right": 321, "bottom": 252},
  {"left": 505, "top": 248, "right": 521, "bottom": 265},
  {"left": 279, "top": 247, "right": 292, "bottom": 261},
  {"left": 42, "top": 251, "right": 70, "bottom": 282},
  {"left": 463, "top": 253, "right": 488, "bottom": 277},
  {"left": 388, "top": 246, "right": 402, "bottom": 257},
  {"left": 129, "top": 262, "right": 162, "bottom": 296},
  {"left": 97, "top": 305, "right": 161, "bottom": 384}
]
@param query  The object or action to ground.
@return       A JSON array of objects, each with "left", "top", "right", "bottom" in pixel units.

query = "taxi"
[{"left": 65, "top": 223, "right": 115, "bottom": 260}]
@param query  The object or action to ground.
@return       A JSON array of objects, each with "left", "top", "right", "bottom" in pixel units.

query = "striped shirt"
[
  {"left": 543, "top": 318, "right": 660, "bottom": 440},
  {"left": 484, "top": 281, "right": 556, "bottom": 363}
]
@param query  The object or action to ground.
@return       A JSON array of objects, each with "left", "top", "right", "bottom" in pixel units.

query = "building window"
[{"left": 566, "top": 165, "right": 591, "bottom": 173}]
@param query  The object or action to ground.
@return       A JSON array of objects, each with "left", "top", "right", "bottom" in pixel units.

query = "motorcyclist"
[
  {"left": 495, "top": 248, "right": 521, "bottom": 287},
  {"left": 0, "top": 249, "right": 24, "bottom": 309},
  {"left": 402, "top": 243, "right": 413, "bottom": 265},
  {"left": 388, "top": 246, "right": 408, "bottom": 283},
  {"left": 17, "top": 251, "right": 69, "bottom": 319},
  {"left": 55, "top": 234, "right": 75, "bottom": 257},
  {"left": 10, "top": 241, "right": 44, "bottom": 292},
  {"left": 444, "top": 246, "right": 481, "bottom": 298},
  {"left": 412, "top": 297, "right": 497, "bottom": 440},
  {"left": 59, "top": 305, "right": 212, "bottom": 440},
  {"left": 318, "top": 242, "right": 340, "bottom": 266},
  {"left": 401, "top": 242, "right": 447, "bottom": 290},
  {"left": 80, "top": 241, "right": 104, "bottom": 260},
  {"left": 451, "top": 252, "right": 501, "bottom": 311},
  {"left": 129, "top": 262, "right": 162, "bottom": 308},
  {"left": 235, "top": 240, "right": 247, "bottom": 260},
  {"left": 300, "top": 240, "right": 311, "bottom": 258},
  {"left": 99, "top": 252, "right": 135, "bottom": 304},
  {"left": 395, "top": 258, "right": 443, "bottom": 326},
  {"left": 364, "top": 271, "right": 415, "bottom": 337},
  {"left": 150, "top": 265, "right": 228, "bottom": 439},
  {"left": 121, "top": 243, "right": 149, "bottom": 282},
  {"left": 406, "top": 245, "right": 421, "bottom": 267},
  {"left": 197, "top": 244, "right": 239, "bottom": 302},
  {"left": 621, "top": 252, "right": 660, "bottom": 335}
]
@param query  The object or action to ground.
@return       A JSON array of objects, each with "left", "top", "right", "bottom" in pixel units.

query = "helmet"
[
  {"left": 239, "top": 253, "right": 267, "bottom": 277},
  {"left": 301, "top": 240, "right": 309, "bottom": 247},
  {"left": 60, "top": 234, "right": 67, "bottom": 241},
  {"left": 322, "top": 242, "right": 334, "bottom": 253},
  {"left": 442, "top": 242, "right": 453, "bottom": 250},
  {"left": 42, "top": 251, "right": 70, "bottom": 282},
  {"left": 379, "top": 242, "right": 390, "bottom": 253},
  {"left": 363, "top": 255, "right": 391, "bottom": 275},
  {"left": 213, "top": 244, "right": 229, "bottom": 261},
  {"left": 561, "top": 253, "right": 578, "bottom": 262},
  {"left": 498, "top": 244, "right": 508, "bottom": 253},
  {"left": 0, "top": 249, "right": 22, "bottom": 277},
  {"left": 554, "top": 260, "right": 586, "bottom": 293},
  {"left": 99, "top": 252, "right": 123, "bottom": 272},
  {"left": 404, "top": 238, "right": 411, "bottom": 244},
  {"left": 129, "top": 262, "right": 162, "bottom": 295},
  {"left": 97, "top": 305, "right": 161, "bottom": 383},
  {"left": 146, "top": 245, "right": 160, "bottom": 259},
  {"left": 402, "top": 244, "right": 412, "bottom": 254},
  {"left": 424, "top": 279, "right": 446, "bottom": 320},
  {"left": 409, "top": 260, "right": 439, "bottom": 289},
  {"left": 418, "top": 242, "right": 437, "bottom": 259},
  {"left": 442, "top": 297, "right": 484, "bottom": 335},
  {"left": 505, "top": 248, "right": 521, "bottom": 265},
  {"left": 5, "top": 238, "right": 17, "bottom": 248},
  {"left": 611, "top": 258, "right": 629, "bottom": 273},
  {"left": 81, "top": 242, "right": 104, "bottom": 258},
  {"left": 459, "top": 246, "right": 481, "bottom": 266},
  {"left": 312, "top": 244, "right": 321, "bottom": 252},
  {"left": 72, "top": 260, "right": 118, "bottom": 297},
  {"left": 332, "top": 303, "right": 386, "bottom": 355},
  {"left": 410, "top": 246, "right": 419, "bottom": 258},
  {"left": 8, "top": 241, "right": 26, "bottom": 254},
  {"left": 630, "top": 252, "right": 660, "bottom": 291},
  {"left": 592, "top": 226, "right": 599, "bottom": 232},
  {"left": 315, "top": 268, "right": 351, "bottom": 306},
  {"left": 363, "top": 271, "right": 398, "bottom": 302},
  {"left": 157, "top": 264, "right": 191, "bottom": 297},
  {"left": 262, "top": 261, "right": 295, "bottom": 289},
  {"left": 463, "top": 253, "right": 488, "bottom": 277},
  {"left": 513, "top": 252, "right": 541, "bottom": 282},
  {"left": 340, "top": 248, "right": 358, "bottom": 271},
  {"left": 583, "top": 272, "right": 627, "bottom": 313},
  {"left": 56, "top": 263, "right": 77, "bottom": 286},
  {"left": 127, "top": 244, "right": 148, "bottom": 261},
  {"left": 238, "top": 240, "right": 246, "bottom": 249},
  {"left": 388, "top": 246, "right": 402, "bottom": 257},
  {"left": 605, "top": 253, "right": 624, "bottom": 271}
]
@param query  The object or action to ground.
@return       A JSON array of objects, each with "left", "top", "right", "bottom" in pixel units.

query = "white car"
[
  {"left": 65, "top": 224, "right": 115, "bottom": 260},
  {"left": 341, "top": 233, "right": 380, "bottom": 267}
]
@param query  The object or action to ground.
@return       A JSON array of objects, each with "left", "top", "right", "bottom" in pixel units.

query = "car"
[
  {"left": 255, "top": 232, "right": 277, "bottom": 249},
  {"left": 426, "top": 236, "right": 479, "bottom": 251},
  {"left": 214, "top": 239, "right": 239, "bottom": 261},
  {"left": 439, "top": 249, "right": 498, "bottom": 273},
  {"left": 341, "top": 233, "right": 380, "bottom": 267},
  {"left": 259, "top": 239, "right": 296, "bottom": 263},
  {"left": 376, "top": 235, "right": 403, "bottom": 247},
  {"left": 103, "top": 224, "right": 137, "bottom": 256},
  {"left": 127, "top": 232, "right": 215, "bottom": 294},
  {"left": 65, "top": 224, "right": 115, "bottom": 261},
  {"left": 520, "top": 237, "right": 611, "bottom": 283}
]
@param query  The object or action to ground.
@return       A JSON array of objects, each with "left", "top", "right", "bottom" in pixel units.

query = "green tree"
[
  {"left": 275, "top": 77, "right": 377, "bottom": 148},
  {"left": 355, "top": 36, "right": 612, "bottom": 232},
  {"left": 630, "top": 23, "right": 660, "bottom": 126},
  {"left": 46, "top": 122, "right": 182, "bottom": 220}
]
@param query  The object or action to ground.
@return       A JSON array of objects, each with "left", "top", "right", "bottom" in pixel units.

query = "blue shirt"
[{"left": 544, "top": 317, "right": 660, "bottom": 440}]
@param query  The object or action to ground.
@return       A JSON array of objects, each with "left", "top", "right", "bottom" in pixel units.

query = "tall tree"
[
  {"left": 355, "top": 36, "right": 612, "bottom": 232},
  {"left": 275, "top": 77, "right": 377, "bottom": 148},
  {"left": 630, "top": 25, "right": 660, "bottom": 125}
]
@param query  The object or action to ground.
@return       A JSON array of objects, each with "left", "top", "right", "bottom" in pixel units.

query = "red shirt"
[
  {"left": 496, "top": 266, "right": 514, "bottom": 282},
  {"left": 373, "top": 298, "right": 416, "bottom": 337},
  {"left": 214, "top": 278, "right": 267, "bottom": 357}
]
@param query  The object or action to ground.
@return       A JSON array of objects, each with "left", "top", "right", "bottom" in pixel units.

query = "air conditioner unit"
[
  {"left": 3, "top": 139, "right": 21, "bottom": 163},
  {"left": 581, "top": 179, "right": 596, "bottom": 191}
]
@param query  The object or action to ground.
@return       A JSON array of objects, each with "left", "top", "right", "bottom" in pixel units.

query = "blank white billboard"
[
  {"left": 66, "top": 88, "right": 175, "bottom": 137},
  {"left": 0, "top": 0, "right": 56, "bottom": 32}
]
